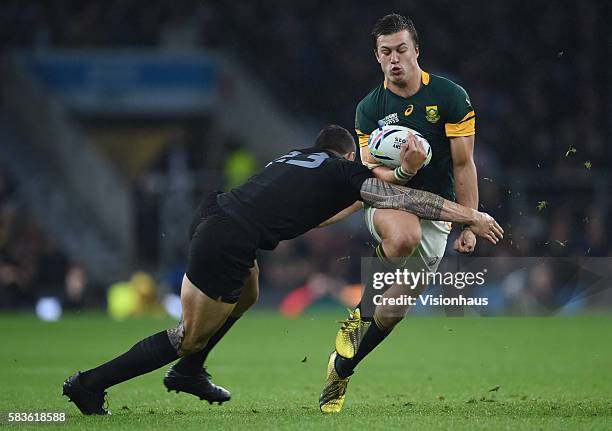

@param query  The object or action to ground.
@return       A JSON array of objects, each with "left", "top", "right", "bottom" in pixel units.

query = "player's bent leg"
[
  {"left": 334, "top": 209, "right": 418, "bottom": 359},
  {"left": 373, "top": 209, "right": 422, "bottom": 258},
  {"left": 339, "top": 206, "right": 421, "bottom": 350},
  {"left": 179, "top": 274, "right": 236, "bottom": 355},
  {"left": 63, "top": 276, "right": 226, "bottom": 415},
  {"left": 172, "top": 262, "right": 259, "bottom": 372},
  {"left": 323, "top": 242, "right": 402, "bottom": 413},
  {"left": 167, "top": 263, "right": 259, "bottom": 403},
  {"left": 320, "top": 209, "right": 424, "bottom": 413},
  {"left": 359, "top": 206, "right": 423, "bottom": 317},
  {"left": 321, "top": 215, "right": 450, "bottom": 413},
  {"left": 348, "top": 220, "right": 450, "bottom": 366},
  {"left": 163, "top": 274, "right": 236, "bottom": 404}
]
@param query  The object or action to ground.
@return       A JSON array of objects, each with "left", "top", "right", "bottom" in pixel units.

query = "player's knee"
[{"left": 383, "top": 228, "right": 421, "bottom": 257}]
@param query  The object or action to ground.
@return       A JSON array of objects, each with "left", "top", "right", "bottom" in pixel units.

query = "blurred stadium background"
[{"left": 0, "top": 0, "right": 610, "bottom": 320}]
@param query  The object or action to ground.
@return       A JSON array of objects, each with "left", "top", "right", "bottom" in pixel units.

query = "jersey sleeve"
[
  {"left": 355, "top": 100, "right": 378, "bottom": 148},
  {"left": 444, "top": 84, "right": 476, "bottom": 138},
  {"left": 338, "top": 159, "right": 374, "bottom": 199}
]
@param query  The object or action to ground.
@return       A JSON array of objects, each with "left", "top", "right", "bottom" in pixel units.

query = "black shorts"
[{"left": 186, "top": 192, "right": 259, "bottom": 303}]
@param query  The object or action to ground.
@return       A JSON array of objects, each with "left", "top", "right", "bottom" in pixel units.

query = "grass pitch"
[{"left": 1, "top": 311, "right": 611, "bottom": 430}]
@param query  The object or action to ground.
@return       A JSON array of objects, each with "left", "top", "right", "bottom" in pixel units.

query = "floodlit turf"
[{"left": 1, "top": 311, "right": 611, "bottom": 430}]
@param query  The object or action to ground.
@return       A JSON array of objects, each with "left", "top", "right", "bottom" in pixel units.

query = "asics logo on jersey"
[{"left": 404, "top": 105, "right": 414, "bottom": 116}]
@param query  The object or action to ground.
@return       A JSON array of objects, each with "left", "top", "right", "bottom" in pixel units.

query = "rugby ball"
[{"left": 368, "top": 125, "right": 432, "bottom": 169}]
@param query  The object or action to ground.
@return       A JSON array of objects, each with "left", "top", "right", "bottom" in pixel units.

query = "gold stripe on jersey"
[
  {"left": 421, "top": 71, "right": 430, "bottom": 85},
  {"left": 356, "top": 129, "right": 370, "bottom": 148},
  {"left": 445, "top": 110, "right": 476, "bottom": 137}
]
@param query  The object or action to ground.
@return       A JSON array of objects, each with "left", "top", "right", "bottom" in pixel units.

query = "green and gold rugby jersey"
[{"left": 356, "top": 71, "right": 475, "bottom": 201}]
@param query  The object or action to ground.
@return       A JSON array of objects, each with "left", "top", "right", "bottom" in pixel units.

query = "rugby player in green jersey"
[{"left": 320, "top": 14, "right": 480, "bottom": 413}]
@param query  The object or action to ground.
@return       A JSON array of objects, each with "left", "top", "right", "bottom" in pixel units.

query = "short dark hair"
[
  {"left": 371, "top": 14, "right": 418, "bottom": 50},
  {"left": 314, "top": 125, "right": 355, "bottom": 155}
]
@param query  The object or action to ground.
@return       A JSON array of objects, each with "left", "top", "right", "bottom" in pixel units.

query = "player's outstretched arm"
[
  {"left": 359, "top": 178, "right": 503, "bottom": 244},
  {"left": 318, "top": 201, "right": 364, "bottom": 228}
]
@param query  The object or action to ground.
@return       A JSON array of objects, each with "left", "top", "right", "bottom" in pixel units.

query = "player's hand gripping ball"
[{"left": 368, "top": 125, "right": 432, "bottom": 169}]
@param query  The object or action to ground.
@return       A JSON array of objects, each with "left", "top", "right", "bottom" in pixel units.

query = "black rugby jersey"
[{"left": 217, "top": 147, "right": 372, "bottom": 250}]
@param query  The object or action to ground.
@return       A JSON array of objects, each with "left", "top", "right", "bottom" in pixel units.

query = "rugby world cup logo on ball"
[{"left": 368, "top": 125, "right": 432, "bottom": 169}]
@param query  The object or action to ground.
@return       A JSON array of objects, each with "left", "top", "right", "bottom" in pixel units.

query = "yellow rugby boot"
[
  {"left": 319, "top": 351, "right": 351, "bottom": 413},
  {"left": 335, "top": 308, "right": 370, "bottom": 359}
]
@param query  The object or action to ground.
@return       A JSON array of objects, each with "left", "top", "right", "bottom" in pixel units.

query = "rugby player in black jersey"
[{"left": 62, "top": 125, "right": 502, "bottom": 415}]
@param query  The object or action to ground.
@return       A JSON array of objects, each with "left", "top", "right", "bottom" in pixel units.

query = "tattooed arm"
[{"left": 359, "top": 178, "right": 504, "bottom": 244}]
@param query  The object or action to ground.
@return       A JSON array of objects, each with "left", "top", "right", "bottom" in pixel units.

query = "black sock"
[
  {"left": 360, "top": 244, "right": 406, "bottom": 319},
  {"left": 359, "top": 247, "right": 381, "bottom": 319},
  {"left": 80, "top": 330, "right": 179, "bottom": 392},
  {"left": 335, "top": 318, "right": 391, "bottom": 378},
  {"left": 172, "top": 316, "right": 240, "bottom": 376}
]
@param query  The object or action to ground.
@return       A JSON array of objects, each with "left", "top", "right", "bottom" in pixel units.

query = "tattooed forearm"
[
  {"left": 360, "top": 178, "right": 475, "bottom": 224},
  {"left": 360, "top": 178, "right": 443, "bottom": 219}
]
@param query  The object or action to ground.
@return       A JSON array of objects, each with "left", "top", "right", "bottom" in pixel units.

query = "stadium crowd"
[
  {"left": 1, "top": 0, "right": 609, "bottom": 309},
  {"left": 0, "top": 164, "right": 95, "bottom": 309}
]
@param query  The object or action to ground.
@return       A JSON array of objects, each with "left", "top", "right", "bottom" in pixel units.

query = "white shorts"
[{"left": 364, "top": 205, "right": 452, "bottom": 272}]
